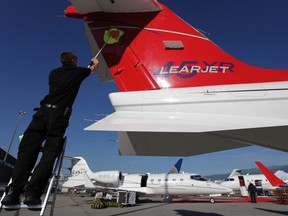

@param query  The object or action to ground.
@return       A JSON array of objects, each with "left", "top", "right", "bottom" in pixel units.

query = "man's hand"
[{"left": 90, "top": 58, "right": 99, "bottom": 72}]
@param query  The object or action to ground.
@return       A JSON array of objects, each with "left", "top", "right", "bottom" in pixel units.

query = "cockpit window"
[
  {"left": 224, "top": 178, "right": 235, "bottom": 182},
  {"left": 190, "top": 175, "right": 207, "bottom": 181}
]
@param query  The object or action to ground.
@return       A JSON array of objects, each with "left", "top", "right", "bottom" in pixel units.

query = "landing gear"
[{"left": 209, "top": 198, "right": 215, "bottom": 204}]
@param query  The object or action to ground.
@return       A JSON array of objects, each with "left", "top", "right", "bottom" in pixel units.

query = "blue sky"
[{"left": 1, "top": 0, "right": 288, "bottom": 176}]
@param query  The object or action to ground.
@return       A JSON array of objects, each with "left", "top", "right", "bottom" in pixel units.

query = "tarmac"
[{"left": 1, "top": 193, "right": 288, "bottom": 216}]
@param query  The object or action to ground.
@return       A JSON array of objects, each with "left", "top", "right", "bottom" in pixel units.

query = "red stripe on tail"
[{"left": 255, "top": 161, "right": 285, "bottom": 187}]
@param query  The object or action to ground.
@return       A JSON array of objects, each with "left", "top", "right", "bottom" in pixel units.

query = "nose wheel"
[{"left": 209, "top": 198, "right": 215, "bottom": 204}]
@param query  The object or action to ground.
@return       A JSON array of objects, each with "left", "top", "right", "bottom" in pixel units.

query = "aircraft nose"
[
  {"left": 219, "top": 181, "right": 227, "bottom": 186},
  {"left": 224, "top": 186, "right": 233, "bottom": 193},
  {"left": 215, "top": 183, "right": 233, "bottom": 194},
  {"left": 219, "top": 182, "right": 230, "bottom": 188}
]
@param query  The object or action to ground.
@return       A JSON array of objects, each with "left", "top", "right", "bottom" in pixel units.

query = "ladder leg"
[
  {"left": 40, "top": 136, "right": 67, "bottom": 216},
  {"left": 39, "top": 175, "right": 55, "bottom": 215},
  {"left": 1, "top": 137, "right": 67, "bottom": 215},
  {"left": 49, "top": 137, "right": 66, "bottom": 216},
  {"left": 0, "top": 179, "right": 15, "bottom": 212}
]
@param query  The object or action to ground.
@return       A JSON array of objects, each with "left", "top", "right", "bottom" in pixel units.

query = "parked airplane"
[
  {"left": 64, "top": 0, "right": 288, "bottom": 156},
  {"left": 220, "top": 164, "right": 288, "bottom": 196},
  {"left": 63, "top": 157, "right": 182, "bottom": 188},
  {"left": 62, "top": 157, "right": 232, "bottom": 202}
]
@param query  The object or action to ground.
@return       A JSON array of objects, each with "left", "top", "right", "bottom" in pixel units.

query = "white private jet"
[
  {"left": 62, "top": 157, "right": 232, "bottom": 203},
  {"left": 220, "top": 163, "right": 288, "bottom": 196},
  {"left": 62, "top": 157, "right": 182, "bottom": 188},
  {"left": 64, "top": 0, "right": 288, "bottom": 156},
  {"left": 255, "top": 161, "right": 288, "bottom": 203}
]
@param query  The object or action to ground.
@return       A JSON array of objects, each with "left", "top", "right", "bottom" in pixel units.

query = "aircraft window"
[
  {"left": 165, "top": 179, "right": 168, "bottom": 181},
  {"left": 180, "top": 178, "right": 184, "bottom": 181},
  {"left": 190, "top": 175, "right": 207, "bottom": 181},
  {"left": 150, "top": 179, "right": 154, "bottom": 182},
  {"left": 158, "top": 179, "right": 161, "bottom": 182},
  {"left": 224, "top": 178, "right": 234, "bottom": 182},
  {"left": 172, "top": 179, "right": 176, "bottom": 181}
]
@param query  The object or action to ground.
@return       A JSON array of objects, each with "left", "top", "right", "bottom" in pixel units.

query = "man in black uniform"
[
  {"left": 248, "top": 182, "right": 257, "bottom": 203},
  {"left": 2, "top": 51, "right": 99, "bottom": 205}
]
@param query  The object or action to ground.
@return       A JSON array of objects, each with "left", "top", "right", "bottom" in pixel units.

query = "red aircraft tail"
[
  {"left": 65, "top": 2, "right": 288, "bottom": 92},
  {"left": 255, "top": 161, "right": 285, "bottom": 187}
]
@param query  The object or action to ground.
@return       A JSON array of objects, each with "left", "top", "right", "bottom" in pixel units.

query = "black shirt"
[{"left": 40, "top": 64, "right": 91, "bottom": 108}]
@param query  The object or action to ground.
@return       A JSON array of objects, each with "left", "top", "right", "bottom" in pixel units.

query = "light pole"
[{"left": 3, "top": 110, "right": 26, "bottom": 162}]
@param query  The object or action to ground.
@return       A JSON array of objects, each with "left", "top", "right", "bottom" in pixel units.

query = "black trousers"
[
  {"left": 250, "top": 194, "right": 257, "bottom": 203},
  {"left": 10, "top": 106, "right": 71, "bottom": 194}
]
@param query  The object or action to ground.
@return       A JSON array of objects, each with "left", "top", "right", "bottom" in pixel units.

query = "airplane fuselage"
[
  {"left": 220, "top": 174, "right": 275, "bottom": 192},
  {"left": 91, "top": 172, "right": 232, "bottom": 195},
  {"left": 62, "top": 157, "right": 232, "bottom": 196}
]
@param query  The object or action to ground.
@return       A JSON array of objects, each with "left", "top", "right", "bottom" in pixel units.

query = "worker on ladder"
[{"left": 1, "top": 52, "right": 99, "bottom": 206}]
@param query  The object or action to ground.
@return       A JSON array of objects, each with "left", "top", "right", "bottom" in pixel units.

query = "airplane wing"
[
  {"left": 62, "top": 175, "right": 85, "bottom": 188},
  {"left": 83, "top": 171, "right": 96, "bottom": 188},
  {"left": 115, "top": 126, "right": 288, "bottom": 156},
  {"left": 85, "top": 109, "right": 288, "bottom": 156}
]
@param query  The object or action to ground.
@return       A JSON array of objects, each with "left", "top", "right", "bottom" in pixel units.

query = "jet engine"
[{"left": 93, "top": 171, "right": 122, "bottom": 184}]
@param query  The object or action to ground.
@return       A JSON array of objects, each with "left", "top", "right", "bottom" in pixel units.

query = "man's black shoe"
[
  {"left": 23, "top": 194, "right": 42, "bottom": 205},
  {"left": 1, "top": 192, "right": 21, "bottom": 206}
]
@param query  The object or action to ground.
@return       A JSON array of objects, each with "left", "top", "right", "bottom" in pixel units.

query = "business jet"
[
  {"left": 64, "top": 0, "right": 288, "bottom": 156},
  {"left": 220, "top": 163, "right": 288, "bottom": 196},
  {"left": 255, "top": 161, "right": 288, "bottom": 204},
  {"left": 62, "top": 157, "right": 182, "bottom": 188},
  {"left": 62, "top": 157, "right": 232, "bottom": 202}
]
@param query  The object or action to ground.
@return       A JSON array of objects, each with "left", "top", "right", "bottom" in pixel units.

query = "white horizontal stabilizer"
[{"left": 85, "top": 111, "right": 288, "bottom": 132}]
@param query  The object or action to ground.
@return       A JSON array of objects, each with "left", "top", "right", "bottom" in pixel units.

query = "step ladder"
[
  {"left": 239, "top": 185, "right": 249, "bottom": 197},
  {"left": 0, "top": 136, "right": 67, "bottom": 216}
]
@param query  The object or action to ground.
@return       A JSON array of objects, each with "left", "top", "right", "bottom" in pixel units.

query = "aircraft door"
[
  {"left": 238, "top": 176, "right": 249, "bottom": 196},
  {"left": 254, "top": 180, "right": 264, "bottom": 196},
  {"left": 141, "top": 174, "right": 148, "bottom": 187},
  {"left": 238, "top": 176, "right": 245, "bottom": 187}
]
